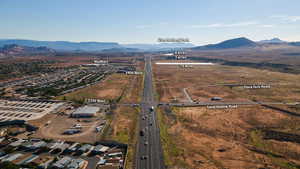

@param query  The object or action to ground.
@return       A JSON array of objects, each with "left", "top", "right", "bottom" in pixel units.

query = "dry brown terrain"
[
  {"left": 153, "top": 60, "right": 300, "bottom": 103},
  {"left": 159, "top": 105, "right": 300, "bottom": 169},
  {"left": 28, "top": 113, "right": 104, "bottom": 143},
  {"left": 57, "top": 73, "right": 132, "bottom": 102},
  {"left": 103, "top": 106, "right": 139, "bottom": 169},
  {"left": 188, "top": 47, "right": 300, "bottom": 65},
  {"left": 58, "top": 59, "right": 143, "bottom": 103},
  {"left": 105, "top": 106, "right": 138, "bottom": 144},
  {"left": 154, "top": 60, "right": 300, "bottom": 169},
  {"left": 119, "top": 75, "right": 143, "bottom": 103},
  {"left": 120, "top": 61, "right": 144, "bottom": 103}
]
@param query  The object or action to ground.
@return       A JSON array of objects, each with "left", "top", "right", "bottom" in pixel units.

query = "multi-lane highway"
[{"left": 135, "top": 56, "right": 165, "bottom": 169}]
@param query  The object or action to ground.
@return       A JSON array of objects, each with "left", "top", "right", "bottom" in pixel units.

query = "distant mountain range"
[
  {"left": 0, "top": 38, "right": 299, "bottom": 53},
  {"left": 192, "top": 37, "right": 257, "bottom": 50},
  {"left": 122, "top": 43, "right": 195, "bottom": 51},
  {"left": 191, "top": 37, "right": 299, "bottom": 50},
  {"left": 258, "top": 38, "right": 287, "bottom": 44},
  {"left": 0, "top": 39, "right": 121, "bottom": 52},
  {"left": 289, "top": 42, "right": 300, "bottom": 46},
  {"left": 0, "top": 44, "right": 55, "bottom": 57},
  {"left": 0, "top": 39, "right": 195, "bottom": 52},
  {"left": 101, "top": 47, "right": 142, "bottom": 53}
]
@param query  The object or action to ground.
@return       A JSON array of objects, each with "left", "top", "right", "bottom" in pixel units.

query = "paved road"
[
  {"left": 183, "top": 88, "right": 194, "bottom": 103},
  {"left": 117, "top": 101, "right": 299, "bottom": 107},
  {"left": 135, "top": 56, "right": 165, "bottom": 169},
  {"left": 159, "top": 101, "right": 299, "bottom": 107}
]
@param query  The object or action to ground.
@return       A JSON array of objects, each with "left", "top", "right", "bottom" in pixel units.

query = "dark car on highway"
[{"left": 140, "top": 130, "right": 145, "bottom": 136}]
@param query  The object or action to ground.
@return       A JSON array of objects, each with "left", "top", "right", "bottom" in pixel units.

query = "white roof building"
[{"left": 71, "top": 106, "right": 100, "bottom": 118}]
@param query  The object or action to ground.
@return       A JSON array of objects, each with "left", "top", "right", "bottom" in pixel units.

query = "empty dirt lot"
[
  {"left": 119, "top": 60, "right": 144, "bottom": 104},
  {"left": 159, "top": 105, "right": 300, "bottom": 169},
  {"left": 153, "top": 60, "right": 300, "bottom": 103},
  {"left": 154, "top": 60, "right": 300, "bottom": 169},
  {"left": 57, "top": 73, "right": 132, "bottom": 102}
]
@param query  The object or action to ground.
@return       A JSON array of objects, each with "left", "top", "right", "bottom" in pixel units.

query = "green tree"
[{"left": 0, "top": 161, "right": 20, "bottom": 169}]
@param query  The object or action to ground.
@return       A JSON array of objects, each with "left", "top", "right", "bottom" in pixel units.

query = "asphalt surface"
[
  {"left": 160, "top": 101, "right": 300, "bottom": 107},
  {"left": 135, "top": 56, "right": 165, "bottom": 169},
  {"left": 117, "top": 101, "right": 299, "bottom": 107}
]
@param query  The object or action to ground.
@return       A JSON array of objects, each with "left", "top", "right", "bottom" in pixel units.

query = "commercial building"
[{"left": 71, "top": 106, "right": 99, "bottom": 118}]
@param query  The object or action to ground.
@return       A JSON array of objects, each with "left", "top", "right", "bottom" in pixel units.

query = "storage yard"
[
  {"left": 0, "top": 99, "right": 64, "bottom": 122},
  {"left": 29, "top": 105, "right": 107, "bottom": 143}
]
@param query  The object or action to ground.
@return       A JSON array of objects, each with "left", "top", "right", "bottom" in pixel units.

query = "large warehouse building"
[{"left": 71, "top": 106, "right": 99, "bottom": 118}]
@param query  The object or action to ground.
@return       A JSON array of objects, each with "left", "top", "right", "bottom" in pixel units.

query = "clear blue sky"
[{"left": 1, "top": 0, "right": 300, "bottom": 45}]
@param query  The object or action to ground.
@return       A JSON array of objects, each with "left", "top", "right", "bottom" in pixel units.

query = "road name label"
[
  {"left": 207, "top": 105, "right": 238, "bottom": 109},
  {"left": 243, "top": 85, "right": 271, "bottom": 89}
]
